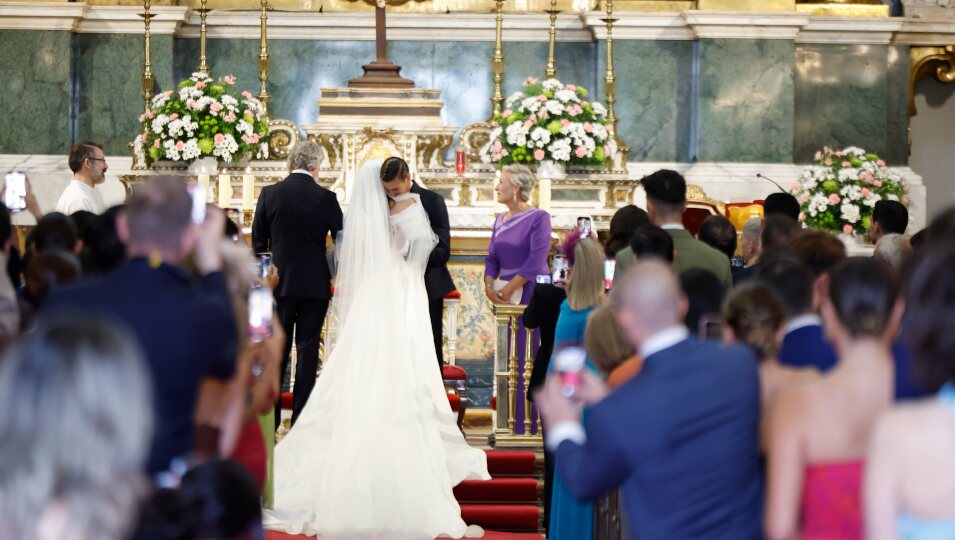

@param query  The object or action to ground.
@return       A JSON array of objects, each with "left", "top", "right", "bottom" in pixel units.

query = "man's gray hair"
[
  {"left": 288, "top": 140, "right": 323, "bottom": 172},
  {"left": 742, "top": 216, "right": 763, "bottom": 241},
  {"left": 502, "top": 164, "right": 537, "bottom": 203},
  {"left": 874, "top": 233, "right": 912, "bottom": 271},
  {"left": 0, "top": 317, "right": 153, "bottom": 540}
]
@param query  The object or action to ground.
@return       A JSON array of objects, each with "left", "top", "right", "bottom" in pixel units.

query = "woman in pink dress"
[{"left": 764, "top": 257, "right": 903, "bottom": 540}]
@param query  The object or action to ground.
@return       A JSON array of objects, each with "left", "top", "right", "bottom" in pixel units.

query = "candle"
[
  {"left": 197, "top": 171, "right": 211, "bottom": 202},
  {"left": 218, "top": 173, "right": 231, "bottom": 207},
  {"left": 242, "top": 168, "right": 255, "bottom": 210},
  {"left": 455, "top": 147, "right": 466, "bottom": 175},
  {"left": 538, "top": 177, "right": 552, "bottom": 213}
]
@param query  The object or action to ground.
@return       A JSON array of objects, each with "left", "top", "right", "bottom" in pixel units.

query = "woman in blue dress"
[{"left": 546, "top": 232, "right": 606, "bottom": 540}]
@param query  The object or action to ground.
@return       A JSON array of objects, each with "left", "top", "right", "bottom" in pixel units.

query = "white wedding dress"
[{"left": 263, "top": 160, "right": 489, "bottom": 539}]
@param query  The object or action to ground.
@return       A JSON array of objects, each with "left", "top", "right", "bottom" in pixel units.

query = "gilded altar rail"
[{"left": 491, "top": 304, "right": 542, "bottom": 449}]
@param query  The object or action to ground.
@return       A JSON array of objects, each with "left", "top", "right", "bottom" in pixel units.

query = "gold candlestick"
[
  {"left": 544, "top": 0, "right": 558, "bottom": 79},
  {"left": 490, "top": 0, "right": 505, "bottom": 119},
  {"left": 140, "top": 0, "right": 154, "bottom": 109},
  {"left": 257, "top": 0, "right": 271, "bottom": 119},
  {"left": 602, "top": 0, "right": 617, "bottom": 138},
  {"left": 198, "top": 0, "right": 209, "bottom": 74}
]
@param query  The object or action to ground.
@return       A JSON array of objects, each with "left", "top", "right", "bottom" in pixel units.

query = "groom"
[{"left": 380, "top": 156, "right": 455, "bottom": 371}]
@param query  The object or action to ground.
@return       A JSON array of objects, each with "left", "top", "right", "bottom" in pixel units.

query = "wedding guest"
[
  {"left": 547, "top": 234, "right": 606, "bottom": 540},
  {"left": 525, "top": 254, "right": 567, "bottom": 400},
  {"left": 866, "top": 248, "right": 955, "bottom": 539},
  {"left": 584, "top": 306, "right": 640, "bottom": 388},
  {"left": 874, "top": 233, "right": 912, "bottom": 272},
  {"left": 760, "top": 214, "right": 801, "bottom": 255},
  {"left": 44, "top": 176, "right": 236, "bottom": 476},
  {"left": 733, "top": 216, "right": 763, "bottom": 284},
  {"left": 628, "top": 225, "right": 674, "bottom": 264},
  {"left": 869, "top": 199, "right": 908, "bottom": 243},
  {"left": 756, "top": 253, "right": 838, "bottom": 372},
  {"left": 642, "top": 169, "right": 732, "bottom": 291},
  {"left": 698, "top": 215, "right": 738, "bottom": 261},
  {"left": 764, "top": 192, "right": 801, "bottom": 221},
  {"left": 80, "top": 205, "right": 126, "bottom": 275},
  {"left": 608, "top": 205, "right": 650, "bottom": 274},
  {"left": 680, "top": 268, "right": 724, "bottom": 339},
  {"left": 380, "top": 156, "right": 455, "bottom": 370},
  {"left": 537, "top": 260, "right": 763, "bottom": 538},
  {"left": 722, "top": 283, "right": 819, "bottom": 447},
  {"left": 56, "top": 141, "right": 107, "bottom": 215},
  {"left": 765, "top": 258, "right": 902, "bottom": 540},
  {"left": 21, "top": 251, "right": 81, "bottom": 329},
  {"left": 31, "top": 212, "right": 80, "bottom": 255},
  {"left": 0, "top": 316, "right": 153, "bottom": 540},
  {"left": 252, "top": 141, "right": 342, "bottom": 427}
]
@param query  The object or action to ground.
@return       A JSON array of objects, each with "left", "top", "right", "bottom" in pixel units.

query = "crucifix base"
[{"left": 348, "top": 60, "right": 415, "bottom": 89}]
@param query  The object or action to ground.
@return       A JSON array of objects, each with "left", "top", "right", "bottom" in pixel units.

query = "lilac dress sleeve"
[
  {"left": 517, "top": 210, "right": 552, "bottom": 282},
  {"left": 484, "top": 214, "right": 502, "bottom": 279}
]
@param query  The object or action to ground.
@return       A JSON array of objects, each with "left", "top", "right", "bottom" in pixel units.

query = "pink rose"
[
  {"left": 842, "top": 161, "right": 852, "bottom": 168},
  {"left": 566, "top": 84, "right": 576, "bottom": 91},
  {"left": 223, "top": 75, "right": 236, "bottom": 84},
  {"left": 538, "top": 110, "right": 549, "bottom": 120},
  {"left": 873, "top": 180, "right": 883, "bottom": 187},
  {"left": 524, "top": 120, "right": 534, "bottom": 129},
  {"left": 814, "top": 151, "right": 822, "bottom": 161},
  {"left": 491, "top": 141, "right": 502, "bottom": 152},
  {"left": 575, "top": 147, "right": 587, "bottom": 158},
  {"left": 214, "top": 133, "right": 225, "bottom": 144},
  {"left": 829, "top": 194, "right": 841, "bottom": 204},
  {"left": 876, "top": 159, "right": 886, "bottom": 167},
  {"left": 861, "top": 188, "right": 871, "bottom": 197},
  {"left": 528, "top": 114, "right": 537, "bottom": 123},
  {"left": 843, "top": 224, "right": 854, "bottom": 235},
  {"left": 210, "top": 102, "right": 223, "bottom": 112},
  {"left": 147, "top": 109, "right": 155, "bottom": 119},
  {"left": 251, "top": 133, "right": 259, "bottom": 143},
  {"left": 503, "top": 109, "right": 512, "bottom": 117},
  {"left": 196, "top": 81, "right": 206, "bottom": 89},
  {"left": 176, "top": 141, "right": 185, "bottom": 150},
  {"left": 153, "top": 139, "right": 160, "bottom": 148},
  {"left": 139, "top": 113, "right": 147, "bottom": 123},
  {"left": 799, "top": 193, "right": 809, "bottom": 204},
  {"left": 583, "top": 122, "right": 593, "bottom": 133},
  {"left": 534, "top": 149, "right": 545, "bottom": 160},
  {"left": 241, "top": 134, "right": 252, "bottom": 144},
  {"left": 242, "top": 91, "right": 252, "bottom": 99},
  {"left": 168, "top": 113, "right": 179, "bottom": 121},
  {"left": 538, "top": 95, "right": 546, "bottom": 102},
  {"left": 824, "top": 158, "right": 833, "bottom": 165},
  {"left": 224, "top": 112, "right": 237, "bottom": 122},
  {"left": 790, "top": 182, "right": 801, "bottom": 191},
  {"left": 560, "top": 119, "right": 570, "bottom": 127},
  {"left": 835, "top": 151, "right": 844, "bottom": 157},
  {"left": 582, "top": 101, "right": 589, "bottom": 107}
]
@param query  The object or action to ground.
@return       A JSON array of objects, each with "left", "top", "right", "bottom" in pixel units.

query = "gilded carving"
[{"left": 909, "top": 45, "right": 955, "bottom": 116}]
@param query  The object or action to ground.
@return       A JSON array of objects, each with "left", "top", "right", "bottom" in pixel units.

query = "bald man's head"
[{"left": 612, "top": 260, "right": 688, "bottom": 348}]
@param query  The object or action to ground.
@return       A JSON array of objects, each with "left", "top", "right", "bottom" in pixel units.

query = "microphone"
[{"left": 756, "top": 173, "right": 787, "bottom": 193}]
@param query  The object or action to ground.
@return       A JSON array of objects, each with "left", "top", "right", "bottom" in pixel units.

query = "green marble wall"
[
  {"left": 794, "top": 43, "right": 909, "bottom": 165},
  {"left": 697, "top": 39, "right": 795, "bottom": 163},
  {"left": 77, "top": 34, "right": 175, "bottom": 155},
  {"left": 596, "top": 40, "right": 694, "bottom": 162},
  {"left": 0, "top": 30, "right": 72, "bottom": 155}
]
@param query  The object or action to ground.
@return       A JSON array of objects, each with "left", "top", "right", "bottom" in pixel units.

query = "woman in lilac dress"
[{"left": 483, "top": 164, "right": 552, "bottom": 434}]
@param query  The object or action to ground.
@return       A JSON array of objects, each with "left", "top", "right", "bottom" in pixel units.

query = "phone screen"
[
  {"left": 188, "top": 182, "right": 206, "bottom": 224},
  {"left": 258, "top": 253, "right": 273, "bottom": 279},
  {"left": 603, "top": 258, "right": 616, "bottom": 290},
  {"left": 248, "top": 284, "right": 274, "bottom": 343},
  {"left": 577, "top": 216, "right": 593, "bottom": 238},
  {"left": 552, "top": 254, "right": 569, "bottom": 285},
  {"left": 4, "top": 172, "right": 26, "bottom": 213}
]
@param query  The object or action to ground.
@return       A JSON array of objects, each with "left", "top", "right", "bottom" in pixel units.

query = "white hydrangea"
[
  {"left": 530, "top": 127, "right": 551, "bottom": 148},
  {"left": 547, "top": 138, "right": 571, "bottom": 162},
  {"left": 221, "top": 95, "right": 239, "bottom": 109},
  {"left": 133, "top": 133, "right": 145, "bottom": 161},
  {"left": 808, "top": 194, "right": 830, "bottom": 217},
  {"left": 554, "top": 89, "right": 578, "bottom": 103},
  {"left": 840, "top": 184, "right": 863, "bottom": 201},
  {"left": 505, "top": 122, "right": 528, "bottom": 147},
  {"left": 151, "top": 92, "right": 172, "bottom": 109},
  {"left": 592, "top": 102, "right": 607, "bottom": 116},
  {"left": 505, "top": 92, "right": 524, "bottom": 109},
  {"left": 521, "top": 96, "right": 542, "bottom": 113},
  {"left": 236, "top": 120, "right": 254, "bottom": 135},
  {"left": 212, "top": 134, "right": 239, "bottom": 162},
  {"left": 838, "top": 167, "right": 860, "bottom": 181},
  {"left": 151, "top": 115, "right": 169, "bottom": 135},
  {"left": 542, "top": 79, "right": 563, "bottom": 91},
  {"left": 544, "top": 100, "right": 565, "bottom": 116},
  {"left": 863, "top": 193, "right": 881, "bottom": 207},
  {"left": 840, "top": 203, "right": 861, "bottom": 224},
  {"left": 591, "top": 124, "right": 608, "bottom": 141},
  {"left": 182, "top": 139, "right": 201, "bottom": 161},
  {"left": 163, "top": 139, "right": 181, "bottom": 161},
  {"left": 843, "top": 146, "right": 865, "bottom": 157}
]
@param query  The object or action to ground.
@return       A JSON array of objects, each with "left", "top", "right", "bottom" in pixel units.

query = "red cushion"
[
  {"left": 445, "top": 290, "right": 461, "bottom": 300},
  {"left": 447, "top": 392, "right": 461, "bottom": 412},
  {"left": 491, "top": 396, "right": 497, "bottom": 410},
  {"left": 442, "top": 364, "right": 467, "bottom": 380},
  {"left": 280, "top": 392, "right": 293, "bottom": 410}
]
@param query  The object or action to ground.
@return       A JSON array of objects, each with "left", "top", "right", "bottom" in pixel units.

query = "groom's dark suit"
[
  {"left": 252, "top": 171, "right": 343, "bottom": 426},
  {"left": 411, "top": 181, "right": 455, "bottom": 369}
]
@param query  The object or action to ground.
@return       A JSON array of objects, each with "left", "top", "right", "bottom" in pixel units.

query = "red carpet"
[{"left": 264, "top": 450, "right": 543, "bottom": 539}]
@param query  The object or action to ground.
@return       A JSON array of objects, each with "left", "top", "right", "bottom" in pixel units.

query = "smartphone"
[
  {"left": 554, "top": 346, "right": 587, "bottom": 398},
  {"left": 536, "top": 274, "right": 553, "bottom": 285},
  {"left": 258, "top": 253, "right": 273, "bottom": 280},
  {"left": 4, "top": 171, "right": 26, "bottom": 213},
  {"left": 248, "top": 283, "right": 274, "bottom": 343},
  {"left": 603, "top": 258, "right": 616, "bottom": 290},
  {"left": 187, "top": 182, "right": 206, "bottom": 224},
  {"left": 552, "top": 254, "right": 569, "bottom": 285},
  {"left": 577, "top": 216, "right": 593, "bottom": 238}
]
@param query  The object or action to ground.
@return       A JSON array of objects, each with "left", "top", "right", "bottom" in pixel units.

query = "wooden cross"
[{"left": 347, "top": 0, "right": 422, "bottom": 88}]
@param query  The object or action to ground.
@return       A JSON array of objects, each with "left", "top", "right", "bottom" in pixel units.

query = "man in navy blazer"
[{"left": 537, "top": 261, "right": 763, "bottom": 539}]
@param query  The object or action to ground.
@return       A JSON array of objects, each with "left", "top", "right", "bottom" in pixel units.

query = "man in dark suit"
[
  {"left": 536, "top": 261, "right": 763, "bottom": 539},
  {"left": 253, "top": 141, "right": 343, "bottom": 426},
  {"left": 44, "top": 176, "right": 237, "bottom": 476},
  {"left": 380, "top": 156, "right": 454, "bottom": 370}
]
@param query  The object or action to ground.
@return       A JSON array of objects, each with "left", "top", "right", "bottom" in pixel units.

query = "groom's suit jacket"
[{"left": 411, "top": 181, "right": 455, "bottom": 299}]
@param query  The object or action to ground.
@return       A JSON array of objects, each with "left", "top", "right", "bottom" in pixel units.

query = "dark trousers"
[
  {"left": 274, "top": 296, "right": 329, "bottom": 427},
  {"left": 428, "top": 297, "right": 444, "bottom": 370}
]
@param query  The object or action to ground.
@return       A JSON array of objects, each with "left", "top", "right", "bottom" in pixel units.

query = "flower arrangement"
[
  {"left": 133, "top": 72, "right": 269, "bottom": 165},
  {"left": 791, "top": 146, "right": 909, "bottom": 236},
  {"left": 481, "top": 77, "right": 617, "bottom": 167}
]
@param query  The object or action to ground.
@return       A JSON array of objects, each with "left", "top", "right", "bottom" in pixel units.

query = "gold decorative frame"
[{"left": 909, "top": 45, "right": 955, "bottom": 117}]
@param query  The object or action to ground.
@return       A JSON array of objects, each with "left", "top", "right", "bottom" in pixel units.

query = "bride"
[{"left": 263, "top": 159, "right": 489, "bottom": 539}]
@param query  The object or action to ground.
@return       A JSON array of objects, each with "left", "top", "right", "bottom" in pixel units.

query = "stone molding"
[
  {"left": 77, "top": 6, "right": 189, "bottom": 35},
  {"left": 683, "top": 11, "right": 811, "bottom": 40},
  {"left": 797, "top": 16, "right": 903, "bottom": 44},
  {"left": 0, "top": 2, "right": 86, "bottom": 31}
]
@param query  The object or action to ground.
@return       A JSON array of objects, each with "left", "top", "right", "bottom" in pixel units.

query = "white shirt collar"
[
  {"left": 70, "top": 178, "right": 95, "bottom": 193},
  {"left": 660, "top": 223, "right": 685, "bottom": 230},
  {"left": 291, "top": 169, "right": 313, "bottom": 178},
  {"left": 784, "top": 313, "right": 822, "bottom": 335},
  {"left": 639, "top": 325, "right": 690, "bottom": 359}
]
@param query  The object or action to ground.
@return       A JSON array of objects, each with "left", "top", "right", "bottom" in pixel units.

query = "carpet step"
[
  {"left": 454, "top": 478, "right": 540, "bottom": 504},
  {"left": 461, "top": 504, "right": 541, "bottom": 531},
  {"left": 484, "top": 450, "right": 538, "bottom": 477}
]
